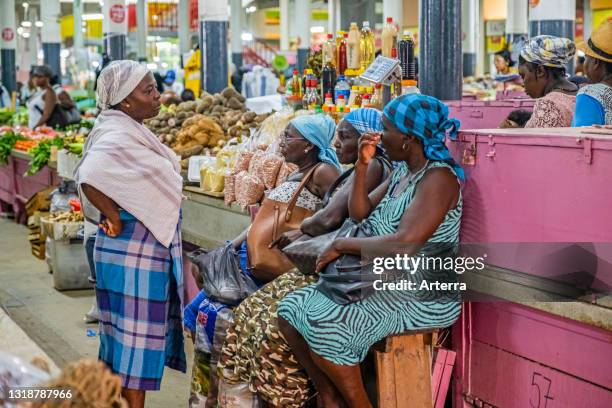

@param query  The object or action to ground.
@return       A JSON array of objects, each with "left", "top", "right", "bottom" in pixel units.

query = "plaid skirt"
[{"left": 95, "top": 210, "right": 186, "bottom": 391}]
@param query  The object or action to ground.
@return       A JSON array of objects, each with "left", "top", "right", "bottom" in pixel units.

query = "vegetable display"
[
  {"left": 26, "top": 137, "right": 64, "bottom": 176},
  {"left": 0, "top": 131, "right": 25, "bottom": 164}
]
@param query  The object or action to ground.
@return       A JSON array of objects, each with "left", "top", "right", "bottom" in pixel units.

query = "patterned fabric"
[
  {"left": 574, "top": 83, "right": 612, "bottom": 126},
  {"left": 525, "top": 91, "right": 576, "bottom": 128},
  {"left": 218, "top": 270, "right": 318, "bottom": 407},
  {"left": 278, "top": 161, "right": 463, "bottom": 366},
  {"left": 95, "top": 60, "right": 149, "bottom": 110},
  {"left": 383, "top": 94, "right": 464, "bottom": 180},
  {"left": 343, "top": 107, "right": 383, "bottom": 135},
  {"left": 265, "top": 181, "right": 322, "bottom": 212},
  {"left": 95, "top": 211, "right": 186, "bottom": 390},
  {"left": 520, "top": 35, "right": 576, "bottom": 68},
  {"left": 290, "top": 114, "right": 341, "bottom": 169}
]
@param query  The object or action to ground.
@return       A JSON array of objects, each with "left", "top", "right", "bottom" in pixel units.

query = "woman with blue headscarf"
[
  {"left": 217, "top": 109, "right": 393, "bottom": 407},
  {"left": 278, "top": 94, "right": 464, "bottom": 408}
]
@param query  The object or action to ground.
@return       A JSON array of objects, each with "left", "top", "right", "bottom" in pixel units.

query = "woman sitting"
[
  {"left": 278, "top": 94, "right": 464, "bottom": 408},
  {"left": 518, "top": 35, "right": 578, "bottom": 128},
  {"left": 217, "top": 108, "right": 392, "bottom": 407},
  {"left": 186, "top": 114, "right": 340, "bottom": 406},
  {"left": 572, "top": 19, "right": 612, "bottom": 126}
]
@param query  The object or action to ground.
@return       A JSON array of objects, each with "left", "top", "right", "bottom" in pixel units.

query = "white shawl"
[{"left": 74, "top": 109, "right": 183, "bottom": 247}]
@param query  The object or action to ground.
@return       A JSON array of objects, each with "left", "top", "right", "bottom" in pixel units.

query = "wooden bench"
[{"left": 374, "top": 330, "right": 439, "bottom": 408}]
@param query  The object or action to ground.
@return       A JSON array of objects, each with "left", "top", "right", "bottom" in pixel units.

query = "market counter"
[{"left": 181, "top": 186, "right": 250, "bottom": 248}]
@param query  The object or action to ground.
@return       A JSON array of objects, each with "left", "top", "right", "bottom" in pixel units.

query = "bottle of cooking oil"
[{"left": 360, "top": 21, "right": 375, "bottom": 70}]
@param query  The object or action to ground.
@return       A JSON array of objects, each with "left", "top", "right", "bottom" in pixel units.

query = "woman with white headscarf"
[{"left": 74, "top": 60, "right": 185, "bottom": 408}]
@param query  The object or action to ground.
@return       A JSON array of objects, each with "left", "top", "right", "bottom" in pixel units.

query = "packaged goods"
[{"left": 236, "top": 172, "right": 265, "bottom": 208}]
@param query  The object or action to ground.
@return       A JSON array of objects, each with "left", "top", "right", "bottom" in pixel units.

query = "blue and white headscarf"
[
  {"left": 342, "top": 108, "right": 383, "bottom": 135},
  {"left": 383, "top": 94, "right": 464, "bottom": 180},
  {"left": 290, "top": 114, "right": 341, "bottom": 169}
]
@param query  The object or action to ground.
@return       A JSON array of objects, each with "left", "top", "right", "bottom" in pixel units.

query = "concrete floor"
[{"left": 0, "top": 217, "right": 193, "bottom": 407}]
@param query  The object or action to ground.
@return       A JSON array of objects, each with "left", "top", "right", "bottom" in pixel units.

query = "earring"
[
  {"left": 402, "top": 142, "right": 408, "bottom": 151},
  {"left": 126, "top": 103, "right": 131, "bottom": 108},
  {"left": 304, "top": 148, "right": 309, "bottom": 154}
]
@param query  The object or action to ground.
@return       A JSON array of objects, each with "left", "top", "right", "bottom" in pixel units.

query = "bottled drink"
[
  {"left": 347, "top": 85, "right": 360, "bottom": 107},
  {"left": 398, "top": 31, "right": 416, "bottom": 80},
  {"left": 302, "top": 79, "right": 321, "bottom": 111},
  {"left": 370, "top": 83, "right": 383, "bottom": 109},
  {"left": 334, "top": 75, "right": 351, "bottom": 104},
  {"left": 302, "top": 79, "right": 311, "bottom": 109},
  {"left": 361, "top": 94, "right": 371, "bottom": 108},
  {"left": 289, "top": 69, "right": 302, "bottom": 100},
  {"left": 401, "top": 79, "right": 420, "bottom": 95},
  {"left": 336, "top": 94, "right": 346, "bottom": 108},
  {"left": 322, "top": 33, "right": 336, "bottom": 68},
  {"left": 321, "top": 64, "right": 337, "bottom": 102},
  {"left": 323, "top": 92, "right": 334, "bottom": 111},
  {"left": 347, "top": 22, "right": 361, "bottom": 70},
  {"left": 337, "top": 33, "right": 348, "bottom": 75},
  {"left": 360, "top": 21, "right": 375, "bottom": 70},
  {"left": 381, "top": 17, "right": 398, "bottom": 58}
]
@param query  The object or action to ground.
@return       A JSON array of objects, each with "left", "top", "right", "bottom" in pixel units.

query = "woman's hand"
[
  {"left": 315, "top": 240, "right": 342, "bottom": 273},
  {"left": 358, "top": 133, "right": 381, "bottom": 166},
  {"left": 270, "top": 229, "right": 304, "bottom": 250},
  {"left": 99, "top": 215, "right": 122, "bottom": 238}
]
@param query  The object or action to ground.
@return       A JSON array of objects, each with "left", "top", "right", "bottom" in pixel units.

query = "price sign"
[
  {"left": 110, "top": 4, "right": 126, "bottom": 24},
  {"left": 2, "top": 28, "right": 14, "bottom": 42},
  {"left": 360, "top": 56, "right": 401, "bottom": 86}
]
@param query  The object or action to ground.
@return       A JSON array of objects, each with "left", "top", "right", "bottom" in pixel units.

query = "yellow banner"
[{"left": 60, "top": 15, "right": 103, "bottom": 40}]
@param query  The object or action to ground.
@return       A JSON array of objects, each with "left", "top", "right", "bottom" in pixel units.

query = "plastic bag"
[
  {"left": 0, "top": 351, "right": 51, "bottom": 407},
  {"left": 258, "top": 154, "right": 283, "bottom": 190},
  {"left": 235, "top": 173, "right": 265, "bottom": 208},
  {"left": 194, "top": 297, "right": 228, "bottom": 354},
  {"left": 193, "top": 243, "right": 259, "bottom": 306},
  {"left": 224, "top": 172, "right": 236, "bottom": 206},
  {"left": 49, "top": 181, "right": 79, "bottom": 213},
  {"left": 218, "top": 380, "right": 259, "bottom": 408},
  {"left": 232, "top": 151, "right": 254, "bottom": 174}
]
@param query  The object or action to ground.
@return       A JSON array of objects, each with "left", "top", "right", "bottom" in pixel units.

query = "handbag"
[
  {"left": 190, "top": 243, "right": 259, "bottom": 306},
  {"left": 315, "top": 219, "right": 380, "bottom": 305},
  {"left": 246, "top": 164, "right": 320, "bottom": 282},
  {"left": 281, "top": 228, "right": 337, "bottom": 275}
]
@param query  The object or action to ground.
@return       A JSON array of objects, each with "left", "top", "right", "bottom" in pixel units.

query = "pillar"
[
  {"left": 41, "top": 0, "right": 62, "bottom": 77},
  {"left": 73, "top": 0, "right": 86, "bottom": 71},
  {"left": 0, "top": 0, "right": 17, "bottom": 94},
  {"left": 506, "top": 0, "right": 528, "bottom": 63},
  {"left": 199, "top": 0, "right": 229, "bottom": 94},
  {"left": 230, "top": 0, "right": 243, "bottom": 69},
  {"left": 280, "top": 0, "right": 290, "bottom": 52},
  {"left": 136, "top": 0, "right": 147, "bottom": 61},
  {"left": 583, "top": 0, "right": 592, "bottom": 41},
  {"left": 103, "top": 0, "right": 128, "bottom": 61},
  {"left": 295, "top": 0, "right": 310, "bottom": 72},
  {"left": 529, "top": 0, "right": 576, "bottom": 40},
  {"left": 383, "top": 0, "right": 403, "bottom": 27},
  {"left": 462, "top": 0, "right": 479, "bottom": 77},
  {"left": 420, "top": 0, "right": 462, "bottom": 100},
  {"left": 178, "top": 0, "right": 191, "bottom": 57},
  {"left": 327, "top": 0, "right": 337, "bottom": 34}
]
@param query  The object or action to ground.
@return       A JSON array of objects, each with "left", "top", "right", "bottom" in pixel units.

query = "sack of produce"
[
  {"left": 231, "top": 151, "right": 253, "bottom": 174},
  {"left": 224, "top": 172, "right": 236, "bottom": 206},
  {"left": 235, "top": 172, "right": 265, "bottom": 208},
  {"left": 258, "top": 153, "right": 283, "bottom": 190}
]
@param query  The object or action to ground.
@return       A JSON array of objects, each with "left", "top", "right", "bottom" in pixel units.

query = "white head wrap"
[{"left": 96, "top": 60, "right": 149, "bottom": 110}]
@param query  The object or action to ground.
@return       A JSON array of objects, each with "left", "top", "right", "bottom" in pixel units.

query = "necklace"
[{"left": 390, "top": 160, "right": 430, "bottom": 197}]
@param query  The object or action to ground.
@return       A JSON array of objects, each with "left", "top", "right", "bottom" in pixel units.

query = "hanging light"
[
  {"left": 21, "top": 21, "right": 32, "bottom": 28},
  {"left": 35, "top": 21, "right": 43, "bottom": 28}
]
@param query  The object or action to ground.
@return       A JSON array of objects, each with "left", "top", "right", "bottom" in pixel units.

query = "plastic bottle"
[
  {"left": 381, "top": 17, "right": 398, "bottom": 58},
  {"left": 323, "top": 92, "right": 335, "bottom": 111},
  {"left": 289, "top": 69, "right": 301, "bottom": 100},
  {"left": 321, "top": 59, "right": 337, "bottom": 101},
  {"left": 302, "top": 79, "right": 311, "bottom": 109},
  {"left": 401, "top": 79, "right": 420, "bottom": 95},
  {"left": 347, "top": 85, "right": 360, "bottom": 107},
  {"left": 370, "top": 83, "right": 383, "bottom": 109},
  {"left": 334, "top": 75, "right": 351, "bottom": 103},
  {"left": 336, "top": 94, "right": 346, "bottom": 108},
  {"left": 361, "top": 94, "right": 372, "bottom": 108},
  {"left": 322, "top": 33, "right": 336, "bottom": 68},
  {"left": 354, "top": 87, "right": 363, "bottom": 107},
  {"left": 398, "top": 31, "right": 416, "bottom": 80},
  {"left": 337, "top": 33, "right": 348, "bottom": 75},
  {"left": 309, "top": 79, "right": 322, "bottom": 109},
  {"left": 360, "top": 21, "right": 375, "bottom": 70},
  {"left": 347, "top": 22, "right": 361, "bottom": 70}
]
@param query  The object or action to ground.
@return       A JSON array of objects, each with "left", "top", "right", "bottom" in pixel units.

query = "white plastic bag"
[{"left": 218, "top": 379, "right": 259, "bottom": 408}]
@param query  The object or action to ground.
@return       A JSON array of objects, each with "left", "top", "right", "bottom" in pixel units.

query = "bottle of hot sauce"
[{"left": 337, "top": 33, "right": 348, "bottom": 75}]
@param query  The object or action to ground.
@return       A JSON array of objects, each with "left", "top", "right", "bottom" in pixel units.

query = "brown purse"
[{"left": 246, "top": 165, "right": 319, "bottom": 282}]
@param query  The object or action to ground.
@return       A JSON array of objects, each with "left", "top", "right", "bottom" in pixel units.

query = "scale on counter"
[{"left": 360, "top": 56, "right": 401, "bottom": 85}]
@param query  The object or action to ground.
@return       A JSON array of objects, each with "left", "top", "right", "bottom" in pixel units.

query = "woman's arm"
[
  {"left": 81, "top": 183, "right": 122, "bottom": 237},
  {"left": 302, "top": 159, "right": 386, "bottom": 236},
  {"left": 572, "top": 93, "right": 605, "bottom": 127},
  {"left": 34, "top": 88, "right": 58, "bottom": 128},
  {"left": 316, "top": 168, "right": 459, "bottom": 271}
]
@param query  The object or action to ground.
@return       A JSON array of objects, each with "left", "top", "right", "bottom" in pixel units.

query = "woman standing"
[
  {"left": 278, "top": 94, "right": 464, "bottom": 407},
  {"left": 518, "top": 35, "right": 578, "bottom": 128},
  {"left": 27, "top": 65, "right": 58, "bottom": 129},
  {"left": 74, "top": 60, "right": 185, "bottom": 408},
  {"left": 572, "top": 19, "right": 612, "bottom": 126}
]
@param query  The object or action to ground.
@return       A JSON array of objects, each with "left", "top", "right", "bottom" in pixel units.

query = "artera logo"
[{"left": 110, "top": 4, "right": 126, "bottom": 24}]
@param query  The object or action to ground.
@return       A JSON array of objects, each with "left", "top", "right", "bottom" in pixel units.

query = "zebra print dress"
[{"left": 277, "top": 161, "right": 462, "bottom": 365}]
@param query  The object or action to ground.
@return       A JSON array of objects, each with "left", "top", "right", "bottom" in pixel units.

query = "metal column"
[
  {"left": 0, "top": 0, "right": 17, "bottom": 94},
  {"left": 73, "top": 0, "right": 87, "bottom": 71},
  {"left": 506, "top": 0, "right": 528, "bottom": 63},
  {"left": 279, "top": 0, "right": 290, "bottom": 52},
  {"left": 420, "top": 0, "right": 462, "bottom": 100},
  {"left": 178, "top": 0, "right": 192, "bottom": 58},
  {"left": 295, "top": 0, "right": 311, "bottom": 72},
  {"left": 41, "top": 0, "right": 62, "bottom": 77},
  {"left": 529, "top": 0, "right": 576, "bottom": 39},
  {"left": 103, "top": 0, "right": 128, "bottom": 61},
  {"left": 136, "top": 0, "right": 147, "bottom": 61},
  {"left": 230, "top": 0, "right": 243, "bottom": 69},
  {"left": 462, "top": 0, "right": 479, "bottom": 77},
  {"left": 199, "top": 0, "right": 229, "bottom": 94}
]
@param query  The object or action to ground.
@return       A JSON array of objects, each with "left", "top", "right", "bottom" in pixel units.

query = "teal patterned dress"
[{"left": 277, "top": 161, "right": 463, "bottom": 365}]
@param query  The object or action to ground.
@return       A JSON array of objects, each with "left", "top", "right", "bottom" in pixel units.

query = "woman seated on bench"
[
  {"left": 217, "top": 108, "right": 392, "bottom": 407},
  {"left": 278, "top": 94, "right": 464, "bottom": 408}
]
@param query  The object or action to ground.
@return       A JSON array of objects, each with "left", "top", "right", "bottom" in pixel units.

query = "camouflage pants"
[{"left": 218, "top": 270, "right": 318, "bottom": 407}]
